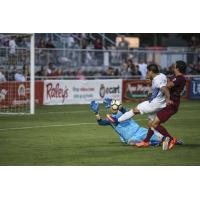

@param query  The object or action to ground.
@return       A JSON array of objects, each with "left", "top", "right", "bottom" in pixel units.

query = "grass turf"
[{"left": 0, "top": 100, "right": 200, "bottom": 166}]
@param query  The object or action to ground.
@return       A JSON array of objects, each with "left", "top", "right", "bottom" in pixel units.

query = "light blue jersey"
[{"left": 97, "top": 108, "right": 162, "bottom": 145}]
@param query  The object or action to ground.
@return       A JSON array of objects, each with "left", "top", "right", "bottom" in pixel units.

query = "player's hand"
[
  {"left": 166, "top": 99, "right": 174, "bottom": 106},
  {"left": 90, "top": 100, "right": 99, "bottom": 114},
  {"left": 103, "top": 97, "right": 112, "bottom": 108}
]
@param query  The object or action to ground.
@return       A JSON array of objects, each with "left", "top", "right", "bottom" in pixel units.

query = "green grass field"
[{"left": 0, "top": 100, "right": 200, "bottom": 166}]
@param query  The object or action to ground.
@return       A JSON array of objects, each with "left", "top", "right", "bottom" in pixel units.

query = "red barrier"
[
  {"left": 122, "top": 79, "right": 190, "bottom": 102},
  {"left": 122, "top": 80, "right": 151, "bottom": 102},
  {"left": 0, "top": 81, "right": 44, "bottom": 108}
]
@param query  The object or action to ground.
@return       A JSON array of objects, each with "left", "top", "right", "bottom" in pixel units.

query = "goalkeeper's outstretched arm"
[{"left": 95, "top": 114, "right": 111, "bottom": 126}]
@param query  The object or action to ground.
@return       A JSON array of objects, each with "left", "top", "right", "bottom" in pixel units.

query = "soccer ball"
[{"left": 111, "top": 100, "right": 122, "bottom": 112}]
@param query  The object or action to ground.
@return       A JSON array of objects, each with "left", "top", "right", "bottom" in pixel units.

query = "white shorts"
[{"left": 136, "top": 100, "right": 166, "bottom": 121}]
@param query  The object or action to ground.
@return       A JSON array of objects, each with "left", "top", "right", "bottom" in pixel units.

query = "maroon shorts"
[{"left": 157, "top": 104, "right": 178, "bottom": 123}]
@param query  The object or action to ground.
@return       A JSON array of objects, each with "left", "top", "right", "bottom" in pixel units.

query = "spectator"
[
  {"left": 76, "top": 68, "right": 85, "bottom": 80},
  {"left": 94, "top": 38, "right": 103, "bottom": 65},
  {"left": 9, "top": 36, "right": 17, "bottom": 66},
  {"left": 0, "top": 67, "right": 6, "bottom": 82},
  {"left": 195, "top": 63, "right": 200, "bottom": 74},
  {"left": 36, "top": 66, "right": 46, "bottom": 76},
  {"left": 94, "top": 38, "right": 103, "bottom": 50},
  {"left": 127, "top": 59, "right": 138, "bottom": 76},
  {"left": 105, "top": 66, "right": 114, "bottom": 78},
  {"left": 186, "top": 63, "right": 194, "bottom": 74},
  {"left": 15, "top": 69, "right": 26, "bottom": 82},
  {"left": 117, "top": 35, "right": 129, "bottom": 61},
  {"left": 67, "top": 34, "right": 75, "bottom": 48},
  {"left": 121, "top": 62, "right": 132, "bottom": 79},
  {"left": 81, "top": 38, "right": 88, "bottom": 64},
  {"left": 23, "top": 64, "right": 29, "bottom": 79},
  {"left": 38, "top": 38, "right": 46, "bottom": 48},
  {"left": 46, "top": 63, "right": 54, "bottom": 76},
  {"left": 138, "top": 59, "right": 147, "bottom": 79},
  {"left": 45, "top": 39, "right": 55, "bottom": 48}
]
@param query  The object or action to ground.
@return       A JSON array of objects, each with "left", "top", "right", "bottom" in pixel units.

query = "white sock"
[
  {"left": 152, "top": 129, "right": 163, "bottom": 141},
  {"left": 118, "top": 110, "right": 135, "bottom": 122}
]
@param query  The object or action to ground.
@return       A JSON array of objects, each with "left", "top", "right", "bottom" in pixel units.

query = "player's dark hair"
[
  {"left": 176, "top": 60, "right": 187, "bottom": 74},
  {"left": 147, "top": 64, "right": 159, "bottom": 73}
]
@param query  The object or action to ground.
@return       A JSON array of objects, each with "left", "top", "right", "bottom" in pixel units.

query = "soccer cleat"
[
  {"left": 162, "top": 137, "right": 170, "bottom": 151},
  {"left": 135, "top": 141, "right": 149, "bottom": 147},
  {"left": 106, "top": 114, "right": 118, "bottom": 124},
  {"left": 176, "top": 139, "right": 183, "bottom": 145},
  {"left": 169, "top": 137, "right": 177, "bottom": 150}
]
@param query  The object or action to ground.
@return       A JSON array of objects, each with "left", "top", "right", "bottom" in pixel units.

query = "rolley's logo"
[
  {"left": 46, "top": 83, "right": 68, "bottom": 103},
  {"left": 99, "top": 84, "right": 120, "bottom": 98}
]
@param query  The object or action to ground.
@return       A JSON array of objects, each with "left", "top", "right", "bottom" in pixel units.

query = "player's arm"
[
  {"left": 167, "top": 76, "right": 183, "bottom": 89},
  {"left": 95, "top": 114, "right": 111, "bottom": 126},
  {"left": 157, "top": 76, "right": 173, "bottom": 105},
  {"left": 166, "top": 78, "right": 175, "bottom": 89},
  {"left": 90, "top": 100, "right": 111, "bottom": 126},
  {"left": 161, "top": 86, "right": 173, "bottom": 105}
]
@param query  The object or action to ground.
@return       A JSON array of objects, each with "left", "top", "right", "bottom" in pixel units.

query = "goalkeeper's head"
[{"left": 110, "top": 106, "right": 119, "bottom": 115}]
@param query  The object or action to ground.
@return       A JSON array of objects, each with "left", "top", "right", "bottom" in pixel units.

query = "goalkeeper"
[{"left": 90, "top": 98, "right": 182, "bottom": 146}]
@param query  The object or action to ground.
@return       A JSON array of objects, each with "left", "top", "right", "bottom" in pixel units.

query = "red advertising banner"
[
  {"left": 0, "top": 81, "right": 44, "bottom": 108},
  {"left": 122, "top": 80, "right": 190, "bottom": 102},
  {"left": 123, "top": 80, "right": 151, "bottom": 102}
]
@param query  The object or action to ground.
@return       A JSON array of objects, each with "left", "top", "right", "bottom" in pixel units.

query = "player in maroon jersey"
[{"left": 136, "top": 60, "right": 187, "bottom": 150}]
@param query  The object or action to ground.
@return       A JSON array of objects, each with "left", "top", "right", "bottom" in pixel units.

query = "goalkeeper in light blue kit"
[
  {"left": 90, "top": 98, "right": 183, "bottom": 146},
  {"left": 90, "top": 98, "right": 164, "bottom": 146}
]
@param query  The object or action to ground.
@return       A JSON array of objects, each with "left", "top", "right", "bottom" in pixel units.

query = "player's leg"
[
  {"left": 128, "top": 127, "right": 150, "bottom": 146},
  {"left": 118, "top": 101, "right": 158, "bottom": 122},
  {"left": 117, "top": 107, "right": 140, "bottom": 122},
  {"left": 156, "top": 106, "right": 178, "bottom": 149},
  {"left": 132, "top": 126, "right": 162, "bottom": 147},
  {"left": 107, "top": 100, "right": 163, "bottom": 124},
  {"left": 135, "top": 114, "right": 156, "bottom": 147},
  {"left": 152, "top": 107, "right": 177, "bottom": 150}
]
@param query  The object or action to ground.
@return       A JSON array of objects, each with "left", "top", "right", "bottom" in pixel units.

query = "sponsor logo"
[
  {"left": 13, "top": 99, "right": 30, "bottom": 105},
  {"left": 0, "top": 89, "right": 7, "bottom": 102},
  {"left": 124, "top": 82, "right": 151, "bottom": 99},
  {"left": 127, "top": 83, "right": 151, "bottom": 94},
  {"left": 99, "top": 84, "right": 120, "bottom": 98},
  {"left": 192, "top": 82, "right": 200, "bottom": 95},
  {"left": 18, "top": 84, "right": 26, "bottom": 96},
  {"left": 46, "top": 83, "right": 68, "bottom": 103}
]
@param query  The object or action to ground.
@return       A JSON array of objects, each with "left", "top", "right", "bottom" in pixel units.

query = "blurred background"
[{"left": 0, "top": 33, "right": 200, "bottom": 81}]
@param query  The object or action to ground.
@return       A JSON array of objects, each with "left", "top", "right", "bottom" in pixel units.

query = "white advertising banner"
[{"left": 43, "top": 79, "right": 122, "bottom": 105}]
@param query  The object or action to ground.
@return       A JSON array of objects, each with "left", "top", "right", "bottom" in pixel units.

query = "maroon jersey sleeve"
[{"left": 170, "top": 75, "right": 186, "bottom": 103}]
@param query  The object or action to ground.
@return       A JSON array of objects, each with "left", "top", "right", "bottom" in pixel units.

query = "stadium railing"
[{"left": 0, "top": 47, "right": 199, "bottom": 71}]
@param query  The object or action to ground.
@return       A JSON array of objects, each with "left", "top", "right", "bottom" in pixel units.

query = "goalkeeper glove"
[
  {"left": 103, "top": 97, "right": 112, "bottom": 108},
  {"left": 90, "top": 100, "right": 99, "bottom": 115}
]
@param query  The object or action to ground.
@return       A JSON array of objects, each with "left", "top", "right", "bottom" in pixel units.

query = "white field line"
[
  {"left": 0, "top": 118, "right": 180, "bottom": 132},
  {"left": 0, "top": 122, "right": 97, "bottom": 131},
  {"left": 0, "top": 118, "right": 150, "bottom": 132},
  {"left": 0, "top": 116, "right": 199, "bottom": 132}
]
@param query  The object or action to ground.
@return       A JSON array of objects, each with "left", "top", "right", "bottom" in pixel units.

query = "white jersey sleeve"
[
  {"left": 154, "top": 73, "right": 167, "bottom": 89},
  {"left": 150, "top": 73, "right": 167, "bottom": 105}
]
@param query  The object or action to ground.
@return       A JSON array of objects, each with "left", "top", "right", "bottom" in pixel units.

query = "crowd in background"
[{"left": 0, "top": 34, "right": 200, "bottom": 82}]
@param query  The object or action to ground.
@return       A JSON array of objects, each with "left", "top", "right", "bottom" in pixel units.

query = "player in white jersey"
[
  {"left": 90, "top": 98, "right": 183, "bottom": 147},
  {"left": 107, "top": 64, "right": 173, "bottom": 147}
]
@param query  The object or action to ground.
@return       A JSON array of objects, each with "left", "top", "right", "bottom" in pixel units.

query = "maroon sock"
[
  {"left": 155, "top": 125, "right": 173, "bottom": 140},
  {"left": 144, "top": 128, "right": 154, "bottom": 142}
]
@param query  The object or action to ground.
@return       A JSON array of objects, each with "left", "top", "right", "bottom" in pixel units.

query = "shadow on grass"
[{"left": 180, "top": 143, "right": 200, "bottom": 148}]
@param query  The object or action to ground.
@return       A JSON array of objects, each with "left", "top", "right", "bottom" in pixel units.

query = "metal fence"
[{"left": 0, "top": 47, "right": 199, "bottom": 69}]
